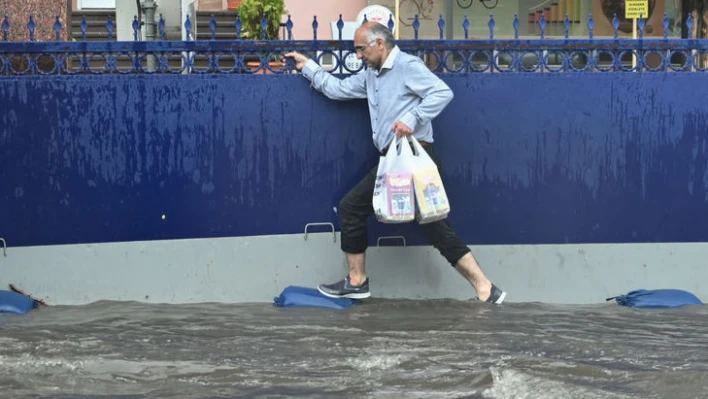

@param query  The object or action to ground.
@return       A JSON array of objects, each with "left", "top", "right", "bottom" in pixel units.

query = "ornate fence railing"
[{"left": 1, "top": 11, "right": 707, "bottom": 75}]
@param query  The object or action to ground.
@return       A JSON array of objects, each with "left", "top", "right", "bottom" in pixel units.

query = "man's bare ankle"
[
  {"left": 476, "top": 281, "right": 492, "bottom": 301},
  {"left": 348, "top": 274, "right": 366, "bottom": 286},
  {"left": 477, "top": 288, "right": 491, "bottom": 301}
]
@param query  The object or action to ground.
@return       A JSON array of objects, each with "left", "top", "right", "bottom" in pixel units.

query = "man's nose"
[{"left": 356, "top": 53, "right": 363, "bottom": 60}]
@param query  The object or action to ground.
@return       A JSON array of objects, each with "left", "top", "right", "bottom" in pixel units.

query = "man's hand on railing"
[{"left": 284, "top": 52, "right": 309, "bottom": 71}]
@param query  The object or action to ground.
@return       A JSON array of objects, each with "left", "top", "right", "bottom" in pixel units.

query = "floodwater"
[{"left": 1, "top": 298, "right": 707, "bottom": 398}]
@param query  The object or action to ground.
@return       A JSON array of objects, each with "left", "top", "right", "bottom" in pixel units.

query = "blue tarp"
[
  {"left": 274, "top": 286, "right": 355, "bottom": 310},
  {"left": 0, "top": 290, "right": 39, "bottom": 314},
  {"left": 607, "top": 289, "right": 703, "bottom": 308}
]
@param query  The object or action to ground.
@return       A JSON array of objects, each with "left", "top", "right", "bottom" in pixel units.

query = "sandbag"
[
  {"left": 606, "top": 289, "right": 703, "bottom": 308},
  {"left": 0, "top": 290, "right": 39, "bottom": 315},
  {"left": 273, "top": 286, "right": 355, "bottom": 310}
]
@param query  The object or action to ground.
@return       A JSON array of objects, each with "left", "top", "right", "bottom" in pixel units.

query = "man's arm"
[
  {"left": 397, "top": 59, "right": 454, "bottom": 133},
  {"left": 302, "top": 59, "right": 367, "bottom": 101},
  {"left": 285, "top": 52, "right": 367, "bottom": 101}
]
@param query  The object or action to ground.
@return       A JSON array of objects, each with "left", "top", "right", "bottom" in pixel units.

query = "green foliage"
[{"left": 238, "top": 0, "right": 287, "bottom": 40}]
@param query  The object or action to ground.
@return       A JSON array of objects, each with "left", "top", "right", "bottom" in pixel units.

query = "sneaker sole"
[
  {"left": 493, "top": 291, "right": 506, "bottom": 304},
  {"left": 318, "top": 287, "right": 371, "bottom": 299}
]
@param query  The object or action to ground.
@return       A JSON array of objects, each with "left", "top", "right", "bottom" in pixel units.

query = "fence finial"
[
  {"left": 159, "top": 14, "right": 166, "bottom": 40},
  {"left": 312, "top": 16, "right": 318, "bottom": 40},
  {"left": 286, "top": 14, "right": 293, "bottom": 40},
  {"left": 662, "top": 12, "right": 668, "bottom": 40},
  {"left": 106, "top": 15, "right": 114, "bottom": 40},
  {"left": 539, "top": 12, "right": 545, "bottom": 40},
  {"left": 54, "top": 15, "right": 62, "bottom": 41},
  {"left": 210, "top": 14, "right": 217, "bottom": 40},
  {"left": 133, "top": 15, "right": 140, "bottom": 41},
  {"left": 564, "top": 14, "right": 570, "bottom": 39},
  {"left": 184, "top": 14, "right": 192, "bottom": 41},
  {"left": 513, "top": 14, "right": 519, "bottom": 40},
  {"left": 588, "top": 13, "right": 594, "bottom": 40},
  {"left": 437, "top": 14, "right": 445, "bottom": 40},
  {"left": 638, "top": 15, "right": 645, "bottom": 40},
  {"left": 260, "top": 13, "right": 268, "bottom": 40},
  {"left": 336, "top": 14, "right": 343, "bottom": 40},
  {"left": 687, "top": 13, "right": 693, "bottom": 39},
  {"left": 462, "top": 14, "right": 469, "bottom": 39},
  {"left": 2, "top": 15, "right": 8, "bottom": 42},
  {"left": 388, "top": 13, "right": 394, "bottom": 32},
  {"left": 81, "top": 15, "right": 87, "bottom": 41},
  {"left": 235, "top": 13, "right": 242, "bottom": 40},
  {"left": 27, "top": 15, "right": 36, "bottom": 42},
  {"left": 612, "top": 13, "right": 619, "bottom": 40},
  {"left": 488, "top": 14, "right": 495, "bottom": 40},
  {"left": 413, "top": 15, "right": 420, "bottom": 39}
]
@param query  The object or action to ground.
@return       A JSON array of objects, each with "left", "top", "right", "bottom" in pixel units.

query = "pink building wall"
[
  {"left": 69, "top": 0, "right": 370, "bottom": 41},
  {"left": 0, "top": 0, "right": 70, "bottom": 41},
  {"left": 284, "top": 0, "right": 368, "bottom": 40}
]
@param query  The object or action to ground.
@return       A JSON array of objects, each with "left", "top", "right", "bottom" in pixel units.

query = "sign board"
[
  {"left": 356, "top": 5, "right": 396, "bottom": 34},
  {"left": 625, "top": 0, "right": 648, "bottom": 19}
]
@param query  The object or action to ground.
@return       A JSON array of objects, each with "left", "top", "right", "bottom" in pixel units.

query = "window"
[{"left": 80, "top": 0, "right": 116, "bottom": 9}]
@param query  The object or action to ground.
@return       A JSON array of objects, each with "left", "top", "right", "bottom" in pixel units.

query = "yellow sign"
[{"left": 625, "top": 0, "right": 649, "bottom": 19}]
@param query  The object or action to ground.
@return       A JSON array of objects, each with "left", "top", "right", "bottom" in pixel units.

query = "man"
[{"left": 284, "top": 22, "right": 506, "bottom": 304}]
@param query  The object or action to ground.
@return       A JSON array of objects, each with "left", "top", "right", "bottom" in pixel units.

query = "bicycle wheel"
[
  {"left": 399, "top": 0, "right": 422, "bottom": 27},
  {"left": 480, "top": 0, "right": 498, "bottom": 9},
  {"left": 457, "top": 0, "right": 473, "bottom": 9}
]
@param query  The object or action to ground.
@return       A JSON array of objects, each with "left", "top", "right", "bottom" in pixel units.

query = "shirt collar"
[{"left": 376, "top": 45, "right": 400, "bottom": 74}]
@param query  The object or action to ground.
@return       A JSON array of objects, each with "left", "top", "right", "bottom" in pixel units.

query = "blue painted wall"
[{"left": 2, "top": 73, "right": 707, "bottom": 247}]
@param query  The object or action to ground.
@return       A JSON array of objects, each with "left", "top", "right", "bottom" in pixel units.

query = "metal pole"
[
  {"left": 395, "top": 0, "right": 400, "bottom": 39},
  {"left": 445, "top": 0, "right": 454, "bottom": 70},
  {"left": 142, "top": 0, "right": 158, "bottom": 71},
  {"left": 446, "top": 0, "right": 454, "bottom": 39}
]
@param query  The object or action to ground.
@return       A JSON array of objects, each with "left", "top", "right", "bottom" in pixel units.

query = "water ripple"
[{"left": 1, "top": 299, "right": 708, "bottom": 398}]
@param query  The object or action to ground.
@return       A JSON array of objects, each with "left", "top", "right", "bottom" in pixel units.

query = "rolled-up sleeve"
[{"left": 302, "top": 59, "right": 367, "bottom": 101}]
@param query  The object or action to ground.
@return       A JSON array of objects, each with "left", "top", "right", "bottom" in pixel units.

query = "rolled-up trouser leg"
[
  {"left": 417, "top": 145, "right": 471, "bottom": 266},
  {"left": 418, "top": 218, "right": 471, "bottom": 266},
  {"left": 338, "top": 166, "right": 378, "bottom": 254}
]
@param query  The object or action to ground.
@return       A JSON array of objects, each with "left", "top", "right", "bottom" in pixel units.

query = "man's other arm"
[{"left": 301, "top": 59, "right": 368, "bottom": 101}]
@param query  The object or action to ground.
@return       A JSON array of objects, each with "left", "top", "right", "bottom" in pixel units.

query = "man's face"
[{"left": 353, "top": 30, "right": 383, "bottom": 69}]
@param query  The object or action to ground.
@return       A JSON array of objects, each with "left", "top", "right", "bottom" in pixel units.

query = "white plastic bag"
[
  {"left": 408, "top": 136, "right": 450, "bottom": 224},
  {"left": 372, "top": 137, "right": 415, "bottom": 224}
]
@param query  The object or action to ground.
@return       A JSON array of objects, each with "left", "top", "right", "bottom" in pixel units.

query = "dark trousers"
[{"left": 338, "top": 144, "right": 471, "bottom": 266}]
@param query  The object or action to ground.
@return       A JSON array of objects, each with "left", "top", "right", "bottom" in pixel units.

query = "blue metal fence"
[
  {"left": 1, "top": 11, "right": 708, "bottom": 74},
  {"left": 4, "top": 11, "right": 708, "bottom": 248}
]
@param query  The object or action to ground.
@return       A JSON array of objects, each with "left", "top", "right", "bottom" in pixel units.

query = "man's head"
[{"left": 353, "top": 22, "right": 396, "bottom": 70}]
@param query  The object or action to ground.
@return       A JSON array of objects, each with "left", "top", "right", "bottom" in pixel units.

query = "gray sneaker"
[
  {"left": 318, "top": 276, "right": 371, "bottom": 299},
  {"left": 485, "top": 283, "right": 506, "bottom": 304}
]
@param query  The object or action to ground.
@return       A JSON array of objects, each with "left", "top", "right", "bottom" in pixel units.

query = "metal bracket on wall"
[
  {"left": 376, "top": 236, "right": 406, "bottom": 247},
  {"left": 0, "top": 238, "right": 6, "bottom": 256},
  {"left": 303, "top": 222, "right": 336, "bottom": 242}
]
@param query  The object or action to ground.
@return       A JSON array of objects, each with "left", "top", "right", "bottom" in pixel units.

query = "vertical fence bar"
[
  {"left": 1, "top": 15, "right": 8, "bottom": 42},
  {"left": 53, "top": 16, "right": 62, "bottom": 41}
]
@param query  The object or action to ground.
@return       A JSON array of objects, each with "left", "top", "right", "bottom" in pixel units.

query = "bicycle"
[
  {"left": 398, "top": 0, "right": 436, "bottom": 27},
  {"left": 456, "top": 0, "right": 498, "bottom": 10}
]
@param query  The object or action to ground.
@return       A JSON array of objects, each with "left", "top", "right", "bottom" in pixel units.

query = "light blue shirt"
[{"left": 301, "top": 46, "right": 454, "bottom": 152}]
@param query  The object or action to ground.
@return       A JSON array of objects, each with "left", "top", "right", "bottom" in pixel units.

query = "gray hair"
[{"left": 363, "top": 22, "right": 395, "bottom": 49}]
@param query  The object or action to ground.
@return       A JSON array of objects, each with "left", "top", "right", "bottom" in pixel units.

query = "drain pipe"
[{"left": 141, "top": 0, "right": 158, "bottom": 71}]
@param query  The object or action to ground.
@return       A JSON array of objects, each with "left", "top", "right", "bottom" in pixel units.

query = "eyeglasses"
[{"left": 354, "top": 40, "right": 377, "bottom": 53}]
